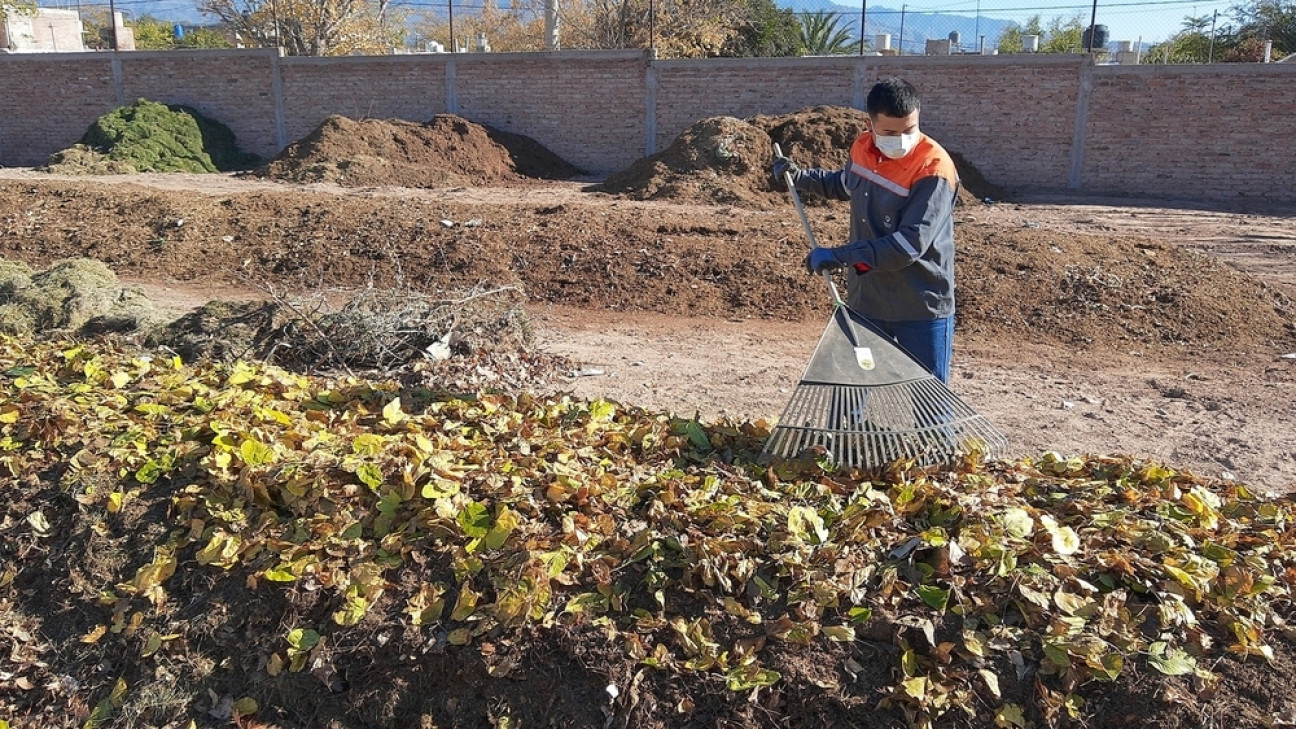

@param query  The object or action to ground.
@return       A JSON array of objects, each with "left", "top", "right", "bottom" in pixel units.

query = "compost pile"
[
  {"left": 1, "top": 180, "right": 1293, "bottom": 356},
  {"left": 253, "top": 114, "right": 581, "bottom": 188},
  {"left": 597, "top": 115, "right": 780, "bottom": 207},
  {"left": 41, "top": 98, "right": 259, "bottom": 175},
  {"left": 597, "top": 106, "right": 995, "bottom": 208}
]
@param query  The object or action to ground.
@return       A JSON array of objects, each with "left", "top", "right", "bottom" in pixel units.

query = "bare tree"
[{"left": 199, "top": 0, "right": 403, "bottom": 55}]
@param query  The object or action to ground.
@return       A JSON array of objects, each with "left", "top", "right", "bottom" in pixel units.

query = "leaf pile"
[{"left": 3, "top": 336, "right": 1296, "bottom": 728}]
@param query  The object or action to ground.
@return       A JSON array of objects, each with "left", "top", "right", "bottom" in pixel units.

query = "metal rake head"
[{"left": 763, "top": 380, "right": 1009, "bottom": 471}]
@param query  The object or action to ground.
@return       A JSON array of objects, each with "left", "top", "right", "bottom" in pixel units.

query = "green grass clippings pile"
[
  {"left": 42, "top": 99, "right": 259, "bottom": 175},
  {"left": 0, "top": 257, "right": 162, "bottom": 336}
]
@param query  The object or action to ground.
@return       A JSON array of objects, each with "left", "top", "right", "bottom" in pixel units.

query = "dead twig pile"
[{"left": 153, "top": 281, "right": 580, "bottom": 392}]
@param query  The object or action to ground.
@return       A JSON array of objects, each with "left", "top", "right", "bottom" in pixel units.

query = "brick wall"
[
  {"left": 0, "top": 54, "right": 118, "bottom": 165},
  {"left": 449, "top": 52, "right": 648, "bottom": 174},
  {"left": 279, "top": 55, "right": 449, "bottom": 149},
  {"left": 2, "top": 49, "right": 1295, "bottom": 207},
  {"left": 651, "top": 54, "right": 1085, "bottom": 198},
  {"left": 118, "top": 50, "right": 284, "bottom": 161},
  {"left": 1080, "top": 63, "right": 1296, "bottom": 204},
  {"left": 653, "top": 56, "right": 860, "bottom": 154}
]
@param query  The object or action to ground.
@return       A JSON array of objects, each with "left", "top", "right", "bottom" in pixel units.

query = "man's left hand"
[{"left": 803, "top": 247, "right": 843, "bottom": 274}]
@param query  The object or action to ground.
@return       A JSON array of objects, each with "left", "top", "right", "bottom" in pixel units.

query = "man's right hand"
[
  {"left": 772, "top": 154, "right": 799, "bottom": 183},
  {"left": 803, "top": 247, "right": 843, "bottom": 274}
]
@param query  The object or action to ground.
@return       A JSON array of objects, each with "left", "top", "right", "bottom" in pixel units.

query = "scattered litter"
[
  {"left": 571, "top": 368, "right": 605, "bottom": 378},
  {"left": 1062, "top": 401, "right": 1076, "bottom": 409},
  {"left": 1281, "top": 353, "right": 1296, "bottom": 360},
  {"left": 463, "top": 218, "right": 484, "bottom": 228},
  {"left": 1023, "top": 221, "right": 1039, "bottom": 229},
  {"left": 440, "top": 219, "right": 455, "bottom": 228},
  {"left": 889, "top": 536, "right": 922, "bottom": 559},
  {"left": 606, "top": 684, "right": 620, "bottom": 700}
]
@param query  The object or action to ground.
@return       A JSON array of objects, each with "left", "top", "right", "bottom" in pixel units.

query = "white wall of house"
[{"left": 2, "top": 7, "right": 85, "bottom": 52}]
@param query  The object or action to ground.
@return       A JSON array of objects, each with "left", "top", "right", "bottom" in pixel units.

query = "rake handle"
[{"left": 774, "top": 143, "right": 844, "bottom": 307}]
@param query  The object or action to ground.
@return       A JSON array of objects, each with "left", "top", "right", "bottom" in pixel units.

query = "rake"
[{"left": 763, "top": 144, "right": 1008, "bottom": 471}]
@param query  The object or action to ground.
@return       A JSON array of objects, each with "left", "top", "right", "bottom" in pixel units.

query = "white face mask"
[{"left": 873, "top": 131, "right": 919, "bottom": 159}]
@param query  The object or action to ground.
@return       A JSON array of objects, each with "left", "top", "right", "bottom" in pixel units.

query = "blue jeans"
[{"left": 872, "top": 316, "right": 954, "bottom": 383}]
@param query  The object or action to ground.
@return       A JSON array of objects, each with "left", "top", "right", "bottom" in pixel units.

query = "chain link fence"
[
  {"left": 68, "top": 0, "right": 1290, "bottom": 62},
  {"left": 393, "top": 0, "right": 1286, "bottom": 62}
]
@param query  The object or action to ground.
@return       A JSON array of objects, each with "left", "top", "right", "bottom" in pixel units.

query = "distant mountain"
[
  {"left": 778, "top": 0, "right": 1019, "bottom": 54},
  {"left": 164, "top": 7, "right": 212, "bottom": 26}
]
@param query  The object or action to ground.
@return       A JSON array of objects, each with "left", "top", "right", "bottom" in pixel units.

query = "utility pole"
[
  {"left": 858, "top": 0, "right": 867, "bottom": 55},
  {"left": 108, "top": 0, "right": 118, "bottom": 50},
  {"left": 1208, "top": 9, "right": 1217, "bottom": 63},
  {"left": 271, "top": 0, "right": 281, "bottom": 49},
  {"left": 1086, "top": 0, "right": 1098, "bottom": 51},
  {"left": 544, "top": 0, "right": 559, "bottom": 49},
  {"left": 649, "top": 0, "right": 655, "bottom": 54},
  {"left": 898, "top": 4, "right": 906, "bottom": 55}
]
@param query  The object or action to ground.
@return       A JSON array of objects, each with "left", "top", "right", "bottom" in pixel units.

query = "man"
[{"left": 774, "top": 77, "right": 959, "bottom": 383}]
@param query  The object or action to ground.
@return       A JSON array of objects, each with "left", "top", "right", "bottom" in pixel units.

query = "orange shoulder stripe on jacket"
[{"left": 849, "top": 133, "right": 958, "bottom": 193}]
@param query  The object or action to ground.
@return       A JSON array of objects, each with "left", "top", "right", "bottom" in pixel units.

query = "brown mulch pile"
[
  {"left": 251, "top": 114, "right": 581, "bottom": 187},
  {"left": 597, "top": 115, "right": 779, "bottom": 208},
  {"left": 1, "top": 180, "right": 1293, "bottom": 359},
  {"left": 597, "top": 106, "right": 994, "bottom": 208}
]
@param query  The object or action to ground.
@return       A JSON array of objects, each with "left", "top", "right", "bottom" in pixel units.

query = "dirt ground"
[
  {"left": 2, "top": 165, "right": 1293, "bottom": 494},
  {"left": 6, "top": 136, "right": 1296, "bottom": 729}
]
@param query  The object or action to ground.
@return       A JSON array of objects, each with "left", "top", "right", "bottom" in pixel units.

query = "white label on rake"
[{"left": 854, "top": 347, "right": 875, "bottom": 370}]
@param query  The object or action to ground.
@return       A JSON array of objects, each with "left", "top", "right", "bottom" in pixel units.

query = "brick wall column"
[{"left": 1068, "top": 59, "right": 1095, "bottom": 191}]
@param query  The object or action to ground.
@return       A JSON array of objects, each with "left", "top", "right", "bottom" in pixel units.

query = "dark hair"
[{"left": 867, "top": 77, "right": 922, "bottom": 118}]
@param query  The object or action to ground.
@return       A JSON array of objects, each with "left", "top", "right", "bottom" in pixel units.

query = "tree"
[
  {"left": 1143, "top": 15, "right": 1215, "bottom": 63},
  {"left": 798, "top": 10, "right": 856, "bottom": 55},
  {"left": 412, "top": 0, "right": 801, "bottom": 58},
  {"left": 723, "top": 0, "right": 800, "bottom": 57},
  {"left": 1230, "top": 0, "right": 1296, "bottom": 56},
  {"left": 997, "top": 15, "right": 1043, "bottom": 53},
  {"left": 198, "top": 0, "right": 404, "bottom": 55},
  {"left": 414, "top": 0, "right": 554, "bottom": 52},
  {"left": 556, "top": 0, "right": 768, "bottom": 57},
  {"left": 128, "top": 16, "right": 235, "bottom": 49},
  {"left": 0, "top": 0, "right": 36, "bottom": 21},
  {"left": 177, "top": 27, "right": 238, "bottom": 48},
  {"left": 1040, "top": 14, "right": 1084, "bottom": 52},
  {"left": 1221, "top": 34, "right": 1278, "bottom": 59}
]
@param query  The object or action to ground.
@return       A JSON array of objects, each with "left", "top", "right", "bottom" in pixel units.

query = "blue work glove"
[
  {"left": 803, "top": 247, "right": 843, "bottom": 274},
  {"left": 772, "top": 154, "right": 799, "bottom": 187}
]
